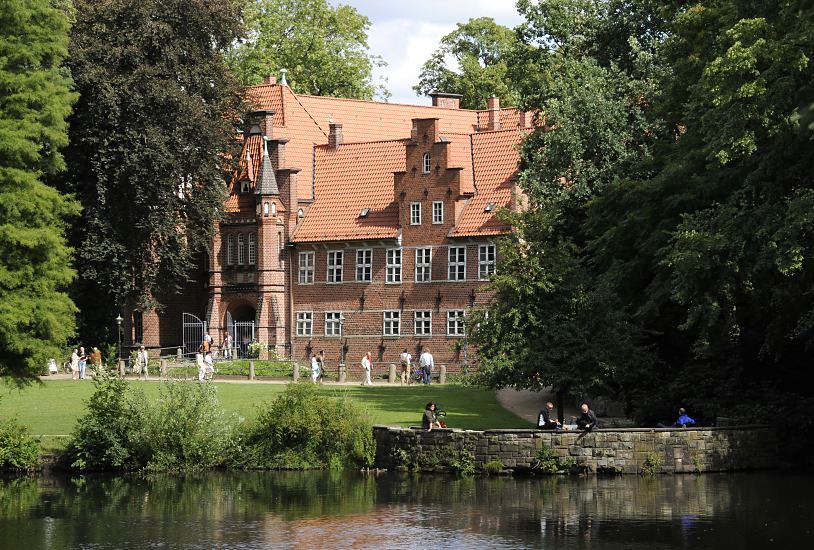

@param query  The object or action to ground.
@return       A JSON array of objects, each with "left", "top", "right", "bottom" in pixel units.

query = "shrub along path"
[{"left": 0, "top": 379, "right": 532, "bottom": 445}]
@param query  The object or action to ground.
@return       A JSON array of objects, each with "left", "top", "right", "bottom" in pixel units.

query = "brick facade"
[{"left": 129, "top": 83, "right": 530, "bottom": 367}]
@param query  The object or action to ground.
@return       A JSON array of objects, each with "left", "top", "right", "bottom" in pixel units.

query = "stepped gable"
[
  {"left": 290, "top": 139, "right": 408, "bottom": 243},
  {"left": 225, "top": 132, "right": 263, "bottom": 213},
  {"left": 451, "top": 129, "right": 527, "bottom": 237}
]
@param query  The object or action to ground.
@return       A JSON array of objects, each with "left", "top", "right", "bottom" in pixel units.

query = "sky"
[{"left": 331, "top": 1, "right": 525, "bottom": 105}]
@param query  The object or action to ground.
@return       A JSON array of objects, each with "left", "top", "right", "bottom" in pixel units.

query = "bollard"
[
  {"left": 118, "top": 359, "right": 126, "bottom": 377},
  {"left": 160, "top": 358, "right": 168, "bottom": 379},
  {"left": 439, "top": 364, "right": 447, "bottom": 384},
  {"left": 249, "top": 360, "right": 255, "bottom": 380},
  {"left": 388, "top": 363, "right": 396, "bottom": 384},
  {"left": 177, "top": 348, "right": 183, "bottom": 360},
  {"left": 293, "top": 362, "right": 300, "bottom": 381},
  {"left": 339, "top": 363, "right": 346, "bottom": 383}
]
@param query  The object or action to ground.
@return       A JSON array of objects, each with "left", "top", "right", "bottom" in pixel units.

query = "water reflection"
[{"left": 0, "top": 472, "right": 811, "bottom": 549}]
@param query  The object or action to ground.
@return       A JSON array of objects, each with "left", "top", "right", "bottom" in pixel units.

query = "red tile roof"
[
  {"left": 291, "top": 140, "right": 408, "bottom": 243},
  {"left": 451, "top": 129, "right": 526, "bottom": 237}
]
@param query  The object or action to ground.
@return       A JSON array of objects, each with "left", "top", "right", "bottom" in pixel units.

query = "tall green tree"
[
  {"left": 0, "top": 0, "right": 79, "bottom": 380},
  {"left": 64, "top": 0, "right": 245, "bottom": 339},
  {"left": 414, "top": 17, "right": 520, "bottom": 109},
  {"left": 472, "top": 0, "right": 665, "bottom": 409},
  {"left": 229, "top": 0, "right": 388, "bottom": 99}
]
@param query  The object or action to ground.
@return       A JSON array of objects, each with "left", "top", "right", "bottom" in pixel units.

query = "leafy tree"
[
  {"left": 230, "top": 0, "right": 388, "bottom": 99},
  {"left": 64, "top": 0, "right": 245, "bottom": 339},
  {"left": 414, "top": 17, "right": 520, "bottom": 110},
  {"left": 471, "top": 0, "right": 664, "bottom": 413},
  {"left": 0, "top": 0, "right": 79, "bottom": 380}
]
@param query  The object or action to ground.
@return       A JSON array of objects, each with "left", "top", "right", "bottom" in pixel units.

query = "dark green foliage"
[
  {"left": 448, "top": 450, "right": 476, "bottom": 476},
  {"left": 0, "top": 0, "right": 79, "bottom": 380},
  {"left": 230, "top": 0, "right": 387, "bottom": 99},
  {"left": 63, "top": 0, "right": 245, "bottom": 337},
  {"left": 482, "top": 458, "right": 505, "bottom": 475},
  {"left": 414, "top": 17, "right": 520, "bottom": 109},
  {"left": 237, "top": 383, "right": 375, "bottom": 469},
  {"left": 534, "top": 444, "right": 576, "bottom": 474},
  {"left": 0, "top": 419, "right": 40, "bottom": 472}
]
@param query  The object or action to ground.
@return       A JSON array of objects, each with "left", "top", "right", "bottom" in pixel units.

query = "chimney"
[
  {"left": 328, "top": 122, "right": 343, "bottom": 149},
  {"left": 519, "top": 110, "right": 531, "bottom": 128},
  {"left": 429, "top": 91, "right": 463, "bottom": 109},
  {"left": 250, "top": 109, "right": 275, "bottom": 139},
  {"left": 487, "top": 96, "right": 502, "bottom": 131},
  {"left": 263, "top": 75, "right": 277, "bottom": 85}
]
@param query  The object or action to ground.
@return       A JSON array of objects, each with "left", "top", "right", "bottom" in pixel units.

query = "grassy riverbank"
[{"left": 0, "top": 380, "right": 532, "bottom": 450}]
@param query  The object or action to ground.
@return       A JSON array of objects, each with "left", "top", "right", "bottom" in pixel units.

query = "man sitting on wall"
[
  {"left": 574, "top": 403, "right": 598, "bottom": 431},
  {"left": 537, "top": 402, "right": 561, "bottom": 430},
  {"left": 672, "top": 408, "right": 696, "bottom": 428}
]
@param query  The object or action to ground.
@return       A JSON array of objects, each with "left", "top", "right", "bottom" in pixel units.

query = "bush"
[
  {"left": 641, "top": 452, "right": 662, "bottom": 477},
  {"left": 237, "top": 383, "right": 375, "bottom": 470},
  {"left": 482, "top": 458, "right": 505, "bottom": 475},
  {"left": 0, "top": 419, "right": 40, "bottom": 473},
  {"left": 533, "top": 444, "right": 576, "bottom": 474},
  {"left": 449, "top": 450, "right": 476, "bottom": 476},
  {"left": 64, "top": 374, "right": 237, "bottom": 472}
]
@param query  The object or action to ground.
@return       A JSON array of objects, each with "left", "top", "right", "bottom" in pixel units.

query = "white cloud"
[{"left": 332, "top": 1, "right": 525, "bottom": 104}]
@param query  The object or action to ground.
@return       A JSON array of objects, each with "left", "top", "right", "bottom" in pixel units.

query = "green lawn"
[{"left": 0, "top": 380, "right": 532, "bottom": 440}]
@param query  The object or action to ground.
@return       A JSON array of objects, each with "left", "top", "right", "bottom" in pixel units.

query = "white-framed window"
[
  {"left": 356, "top": 249, "right": 372, "bottom": 282},
  {"left": 327, "top": 250, "right": 343, "bottom": 283},
  {"left": 298, "top": 251, "right": 314, "bottom": 284},
  {"left": 383, "top": 311, "right": 400, "bottom": 336},
  {"left": 325, "top": 312, "right": 342, "bottom": 336},
  {"left": 414, "top": 310, "right": 432, "bottom": 336},
  {"left": 415, "top": 247, "right": 432, "bottom": 282},
  {"left": 447, "top": 310, "right": 465, "bottom": 336},
  {"left": 448, "top": 246, "right": 466, "bottom": 281},
  {"left": 422, "top": 152, "right": 431, "bottom": 174},
  {"left": 226, "top": 234, "right": 235, "bottom": 266},
  {"left": 248, "top": 234, "right": 256, "bottom": 265},
  {"left": 237, "top": 234, "right": 245, "bottom": 265},
  {"left": 386, "top": 248, "right": 402, "bottom": 283},
  {"left": 410, "top": 202, "right": 421, "bottom": 225},
  {"left": 479, "top": 244, "right": 496, "bottom": 280},
  {"left": 432, "top": 201, "right": 444, "bottom": 224},
  {"left": 296, "top": 312, "right": 312, "bottom": 337}
]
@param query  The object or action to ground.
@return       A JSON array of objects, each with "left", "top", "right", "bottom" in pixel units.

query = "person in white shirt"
[
  {"left": 222, "top": 333, "right": 232, "bottom": 359},
  {"left": 204, "top": 351, "right": 214, "bottom": 379},
  {"left": 419, "top": 349, "right": 434, "bottom": 385},
  {"left": 136, "top": 345, "right": 150, "bottom": 378},
  {"left": 361, "top": 352, "right": 373, "bottom": 386},
  {"left": 196, "top": 352, "right": 206, "bottom": 381},
  {"left": 70, "top": 349, "right": 80, "bottom": 380},
  {"left": 399, "top": 348, "right": 412, "bottom": 386},
  {"left": 310, "top": 353, "right": 320, "bottom": 383}
]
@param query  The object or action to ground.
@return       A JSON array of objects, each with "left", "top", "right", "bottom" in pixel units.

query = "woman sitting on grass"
[{"left": 422, "top": 402, "right": 442, "bottom": 432}]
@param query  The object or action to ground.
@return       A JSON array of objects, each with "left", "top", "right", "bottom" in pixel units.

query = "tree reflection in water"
[{"left": 0, "top": 472, "right": 811, "bottom": 548}]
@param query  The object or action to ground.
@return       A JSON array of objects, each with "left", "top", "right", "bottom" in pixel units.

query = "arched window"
[
  {"left": 237, "top": 234, "right": 245, "bottom": 265},
  {"left": 271, "top": 202, "right": 277, "bottom": 216},
  {"left": 422, "top": 152, "right": 431, "bottom": 174}
]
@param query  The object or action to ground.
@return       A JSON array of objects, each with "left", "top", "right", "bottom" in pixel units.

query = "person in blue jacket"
[{"left": 672, "top": 408, "right": 696, "bottom": 428}]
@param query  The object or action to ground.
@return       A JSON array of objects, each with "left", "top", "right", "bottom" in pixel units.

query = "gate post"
[
  {"left": 439, "top": 364, "right": 447, "bottom": 384},
  {"left": 339, "top": 363, "right": 346, "bottom": 383},
  {"left": 177, "top": 348, "right": 182, "bottom": 360},
  {"left": 160, "top": 358, "right": 168, "bottom": 379},
  {"left": 293, "top": 362, "right": 300, "bottom": 381},
  {"left": 249, "top": 360, "right": 255, "bottom": 380}
]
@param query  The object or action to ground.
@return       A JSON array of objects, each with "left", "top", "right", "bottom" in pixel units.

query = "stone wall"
[{"left": 373, "top": 425, "right": 776, "bottom": 474}]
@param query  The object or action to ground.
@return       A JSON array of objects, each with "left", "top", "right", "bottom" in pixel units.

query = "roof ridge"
[
  {"left": 314, "top": 137, "right": 411, "bottom": 149},
  {"left": 294, "top": 92, "right": 482, "bottom": 112}
]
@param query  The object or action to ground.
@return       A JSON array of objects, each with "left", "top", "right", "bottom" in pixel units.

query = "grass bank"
[{"left": 0, "top": 380, "right": 532, "bottom": 451}]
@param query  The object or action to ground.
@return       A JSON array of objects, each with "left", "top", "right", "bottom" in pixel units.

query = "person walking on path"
[
  {"left": 310, "top": 353, "right": 320, "bottom": 383},
  {"left": 136, "top": 345, "right": 150, "bottom": 379},
  {"left": 361, "top": 352, "right": 373, "bottom": 386},
  {"left": 70, "top": 349, "right": 80, "bottom": 380},
  {"left": 222, "top": 333, "right": 232, "bottom": 359},
  {"left": 317, "top": 350, "right": 326, "bottom": 384},
  {"left": 78, "top": 347, "right": 87, "bottom": 379},
  {"left": 399, "top": 348, "right": 411, "bottom": 386},
  {"left": 419, "top": 348, "right": 434, "bottom": 385}
]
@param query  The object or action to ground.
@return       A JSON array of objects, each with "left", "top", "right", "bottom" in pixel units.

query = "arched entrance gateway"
[{"left": 225, "top": 302, "right": 256, "bottom": 358}]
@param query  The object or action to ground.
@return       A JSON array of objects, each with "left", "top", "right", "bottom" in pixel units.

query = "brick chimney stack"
[
  {"left": 264, "top": 75, "right": 277, "bottom": 85},
  {"left": 250, "top": 109, "right": 275, "bottom": 139},
  {"left": 487, "top": 96, "right": 502, "bottom": 131},
  {"left": 430, "top": 91, "right": 463, "bottom": 110},
  {"left": 328, "top": 122, "right": 343, "bottom": 148},
  {"left": 519, "top": 110, "right": 531, "bottom": 128}
]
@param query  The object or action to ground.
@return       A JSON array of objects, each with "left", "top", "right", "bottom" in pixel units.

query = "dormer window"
[
  {"left": 422, "top": 152, "right": 431, "bottom": 174},
  {"left": 240, "top": 180, "right": 251, "bottom": 193}
]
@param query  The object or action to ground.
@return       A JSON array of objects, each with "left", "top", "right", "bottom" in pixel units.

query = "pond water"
[{"left": 0, "top": 471, "right": 811, "bottom": 549}]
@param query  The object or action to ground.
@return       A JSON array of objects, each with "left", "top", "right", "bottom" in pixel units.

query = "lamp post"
[{"left": 115, "top": 315, "right": 123, "bottom": 363}]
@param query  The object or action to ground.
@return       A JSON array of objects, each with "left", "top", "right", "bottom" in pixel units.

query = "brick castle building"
[{"left": 129, "top": 78, "right": 530, "bottom": 373}]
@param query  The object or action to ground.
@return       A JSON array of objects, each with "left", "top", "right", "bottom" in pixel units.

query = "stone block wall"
[{"left": 373, "top": 425, "right": 776, "bottom": 474}]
